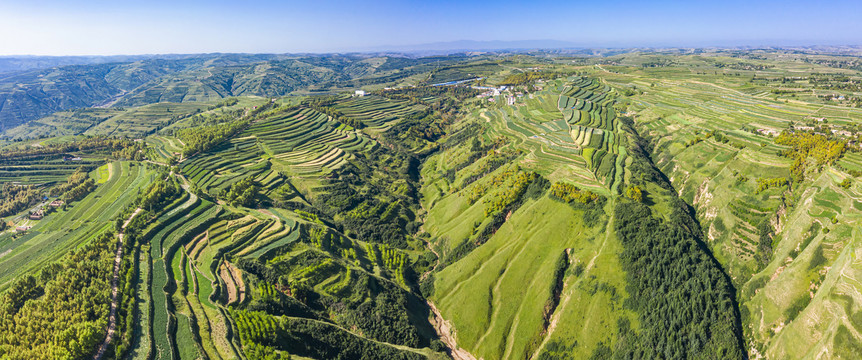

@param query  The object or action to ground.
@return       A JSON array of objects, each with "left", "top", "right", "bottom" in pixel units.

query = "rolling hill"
[{"left": 1, "top": 49, "right": 862, "bottom": 359}]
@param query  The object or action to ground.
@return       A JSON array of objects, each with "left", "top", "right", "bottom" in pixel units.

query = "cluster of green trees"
[
  {"left": 256, "top": 250, "right": 426, "bottom": 348},
  {"left": 302, "top": 97, "right": 365, "bottom": 129},
  {"left": 294, "top": 210, "right": 322, "bottom": 224},
  {"left": 612, "top": 201, "right": 745, "bottom": 359},
  {"left": 332, "top": 289, "right": 423, "bottom": 349},
  {"left": 371, "top": 243, "right": 408, "bottom": 284},
  {"left": 313, "top": 148, "right": 419, "bottom": 249},
  {"left": 316, "top": 182, "right": 413, "bottom": 248},
  {"left": 307, "top": 227, "right": 354, "bottom": 256},
  {"left": 281, "top": 317, "right": 425, "bottom": 359},
  {"left": 305, "top": 227, "right": 327, "bottom": 249},
  {"left": 111, "top": 142, "right": 145, "bottom": 161},
  {"left": 49, "top": 168, "right": 97, "bottom": 204},
  {"left": 219, "top": 177, "right": 261, "bottom": 207},
  {"left": 775, "top": 130, "right": 847, "bottom": 181},
  {"left": 707, "top": 130, "right": 746, "bottom": 149},
  {"left": 684, "top": 136, "right": 704, "bottom": 148},
  {"left": 208, "top": 97, "right": 240, "bottom": 110},
  {"left": 756, "top": 218, "right": 775, "bottom": 266},
  {"left": 0, "top": 136, "right": 135, "bottom": 158},
  {"left": 383, "top": 109, "right": 449, "bottom": 149},
  {"left": 549, "top": 182, "right": 602, "bottom": 204},
  {"left": 546, "top": 181, "right": 606, "bottom": 226},
  {"left": 440, "top": 123, "right": 483, "bottom": 150},
  {"left": 237, "top": 252, "right": 428, "bottom": 353},
  {"left": 0, "top": 183, "right": 41, "bottom": 217},
  {"left": 625, "top": 186, "right": 643, "bottom": 202},
  {"left": 483, "top": 170, "right": 537, "bottom": 216},
  {"left": 231, "top": 309, "right": 291, "bottom": 360},
  {"left": 755, "top": 177, "right": 789, "bottom": 193},
  {"left": 467, "top": 165, "right": 523, "bottom": 203},
  {"left": 0, "top": 231, "right": 117, "bottom": 359},
  {"left": 61, "top": 177, "right": 95, "bottom": 204},
  {"left": 454, "top": 147, "right": 520, "bottom": 191},
  {"left": 376, "top": 85, "right": 479, "bottom": 105},
  {"left": 442, "top": 136, "right": 511, "bottom": 186},
  {"left": 256, "top": 282, "right": 279, "bottom": 302},
  {"left": 175, "top": 119, "right": 250, "bottom": 157},
  {"left": 49, "top": 168, "right": 88, "bottom": 196},
  {"left": 136, "top": 177, "right": 182, "bottom": 215}
]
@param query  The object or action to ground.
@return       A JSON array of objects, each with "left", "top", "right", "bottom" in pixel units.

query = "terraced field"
[
  {"left": 82, "top": 103, "right": 211, "bottom": 138},
  {"left": 126, "top": 184, "right": 442, "bottom": 359},
  {"left": 181, "top": 106, "right": 378, "bottom": 195},
  {"left": 598, "top": 59, "right": 862, "bottom": 358},
  {"left": 0, "top": 161, "right": 156, "bottom": 291},
  {"left": 6, "top": 51, "right": 862, "bottom": 360},
  {"left": 0, "top": 156, "right": 104, "bottom": 185},
  {"left": 332, "top": 95, "right": 425, "bottom": 130},
  {"left": 418, "top": 76, "right": 645, "bottom": 360},
  {"left": 480, "top": 77, "right": 626, "bottom": 195},
  {"left": 2, "top": 108, "right": 122, "bottom": 140},
  {"left": 146, "top": 135, "right": 185, "bottom": 163}
]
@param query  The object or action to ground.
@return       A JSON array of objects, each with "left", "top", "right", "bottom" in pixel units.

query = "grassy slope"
[
  {"left": 432, "top": 197, "right": 622, "bottom": 359},
  {"left": 609, "top": 55, "right": 862, "bottom": 358},
  {"left": 6, "top": 52, "right": 862, "bottom": 358},
  {"left": 424, "top": 75, "right": 637, "bottom": 359}
]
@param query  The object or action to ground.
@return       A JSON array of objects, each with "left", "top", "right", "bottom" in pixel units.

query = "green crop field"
[
  {"left": 3, "top": 49, "right": 862, "bottom": 360},
  {"left": 332, "top": 94, "right": 425, "bottom": 130},
  {"left": 85, "top": 102, "right": 212, "bottom": 137},
  {"left": 589, "top": 51, "right": 862, "bottom": 359},
  {"left": 0, "top": 161, "right": 156, "bottom": 291}
]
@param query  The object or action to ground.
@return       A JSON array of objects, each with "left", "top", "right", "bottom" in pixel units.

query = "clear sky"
[{"left": 1, "top": 0, "right": 860, "bottom": 55}]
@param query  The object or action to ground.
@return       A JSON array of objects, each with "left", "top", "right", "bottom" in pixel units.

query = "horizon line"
[{"left": 1, "top": 41, "right": 861, "bottom": 58}]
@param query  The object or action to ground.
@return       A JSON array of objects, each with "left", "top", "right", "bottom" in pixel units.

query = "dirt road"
[{"left": 93, "top": 207, "right": 142, "bottom": 360}]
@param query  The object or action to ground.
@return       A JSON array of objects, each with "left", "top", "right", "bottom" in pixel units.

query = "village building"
[
  {"left": 29, "top": 210, "right": 44, "bottom": 220},
  {"left": 756, "top": 128, "right": 781, "bottom": 136},
  {"left": 831, "top": 129, "right": 854, "bottom": 137}
]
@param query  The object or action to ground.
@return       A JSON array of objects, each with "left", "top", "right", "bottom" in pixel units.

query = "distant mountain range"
[
  {"left": 3, "top": 43, "right": 862, "bottom": 132},
  {"left": 0, "top": 54, "right": 192, "bottom": 74},
  {"left": 357, "top": 39, "right": 584, "bottom": 54},
  {"left": 0, "top": 53, "right": 471, "bottom": 131}
]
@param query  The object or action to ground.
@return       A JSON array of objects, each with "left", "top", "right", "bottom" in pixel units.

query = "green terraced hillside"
[{"left": 3, "top": 50, "right": 862, "bottom": 360}]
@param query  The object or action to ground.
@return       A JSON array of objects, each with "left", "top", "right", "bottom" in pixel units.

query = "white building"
[{"left": 354, "top": 90, "right": 366, "bottom": 97}]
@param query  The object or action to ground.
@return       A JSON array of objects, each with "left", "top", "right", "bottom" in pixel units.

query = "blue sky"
[{"left": 1, "top": 0, "right": 860, "bottom": 55}]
